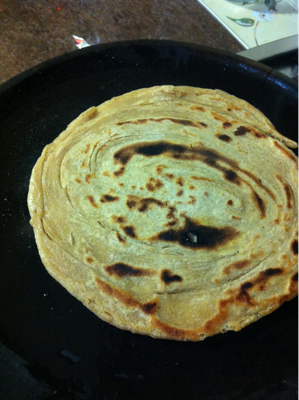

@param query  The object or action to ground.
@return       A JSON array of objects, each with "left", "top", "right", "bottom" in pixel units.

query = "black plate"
[{"left": 0, "top": 40, "right": 297, "bottom": 400}]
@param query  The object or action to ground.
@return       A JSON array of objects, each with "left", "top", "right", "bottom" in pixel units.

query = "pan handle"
[{"left": 237, "top": 35, "right": 298, "bottom": 80}]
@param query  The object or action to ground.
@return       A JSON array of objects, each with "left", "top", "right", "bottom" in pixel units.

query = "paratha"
[{"left": 28, "top": 85, "right": 298, "bottom": 341}]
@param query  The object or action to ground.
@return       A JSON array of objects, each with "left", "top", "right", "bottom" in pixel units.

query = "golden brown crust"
[{"left": 28, "top": 85, "right": 298, "bottom": 341}]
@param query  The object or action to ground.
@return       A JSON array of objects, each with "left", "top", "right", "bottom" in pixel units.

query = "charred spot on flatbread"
[{"left": 28, "top": 85, "right": 298, "bottom": 341}]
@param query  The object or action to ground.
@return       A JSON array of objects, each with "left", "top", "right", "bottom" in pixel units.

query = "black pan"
[{"left": 0, "top": 40, "right": 297, "bottom": 400}]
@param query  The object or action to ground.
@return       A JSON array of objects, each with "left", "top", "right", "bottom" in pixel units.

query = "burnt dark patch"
[
  {"left": 274, "top": 141, "right": 298, "bottom": 164},
  {"left": 223, "top": 122, "right": 232, "bottom": 129},
  {"left": 165, "top": 173, "right": 175, "bottom": 179},
  {"left": 223, "top": 259, "right": 251, "bottom": 275},
  {"left": 87, "top": 195, "right": 98, "bottom": 208},
  {"left": 251, "top": 191, "right": 266, "bottom": 219},
  {"left": 165, "top": 220, "right": 177, "bottom": 227},
  {"left": 217, "top": 134, "right": 232, "bottom": 142},
  {"left": 96, "top": 279, "right": 159, "bottom": 319},
  {"left": 146, "top": 183, "right": 155, "bottom": 192},
  {"left": 241, "top": 282, "right": 253, "bottom": 290},
  {"left": 188, "top": 195, "right": 196, "bottom": 205},
  {"left": 141, "top": 301, "right": 157, "bottom": 315},
  {"left": 123, "top": 226, "right": 137, "bottom": 238},
  {"left": 85, "top": 174, "right": 95, "bottom": 184},
  {"left": 284, "top": 185, "right": 293, "bottom": 208},
  {"left": 176, "top": 190, "right": 184, "bottom": 197},
  {"left": 176, "top": 177, "right": 184, "bottom": 186},
  {"left": 139, "top": 198, "right": 164, "bottom": 212},
  {"left": 126, "top": 196, "right": 166, "bottom": 213},
  {"left": 276, "top": 174, "right": 293, "bottom": 209},
  {"left": 246, "top": 171, "right": 275, "bottom": 200},
  {"left": 146, "top": 178, "right": 164, "bottom": 191},
  {"left": 113, "top": 152, "right": 131, "bottom": 165},
  {"left": 161, "top": 269, "right": 183, "bottom": 284},
  {"left": 234, "top": 126, "right": 251, "bottom": 136},
  {"left": 147, "top": 198, "right": 164, "bottom": 207},
  {"left": 227, "top": 200, "right": 233, "bottom": 206},
  {"left": 191, "top": 176, "right": 213, "bottom": 182},
  {"left": 224, "top": 170, "right": 240, "bottom": 184},
  {"left": 113, "top": 167, "right": 125, "bottom": 177},
  {"left": 292, "top": 272, "right": 298, "bottom": 282},
  {"left": 291, "top": 240, "right": 298, "bottom": 255},
  {"left": 126, "top": 199, "right": 137, "bottom": 209},
  {"left": 155, "top": 180, "right": 163, "bottom": 189},
  {"left": 116, "top": 119, "right": 147, "bottom": 126},
  {"left": 113, "top": 140, "right": 250, "bottom": 187},
  {"left": 138, "top": 204, "right": 147, "bottom": 212},
  {"left": 152, "top": 217, "right": 239, "bottom": 250},
  {"left": 105, "top": 263, "right": 149, "bottom": 277},
  {"left": 86, "top": 257, "right": 93, "bottom": 264},
  {"left": 114, "top": 141, "right": 188, "bottom": 167},
  {"left": 237, "top": 282, "right": 254, "bottom": 306},
  {"left": 166, "top": 206, "right": 176, "bottom": 220},
  {"left": 263, "top": 268, "right": 283, "bottom": 277},
  {"left": 100, "top": 194, "right": 119, "bottom": 203},
  {"left": 200, "top": 148, "right": 219, "bottom": 166},
  {"left": 169, "top": 118, "right": 199, "bottom": 127},
  {"left": 116, "top": 232, "right": 126, "bottom": 243},
  {"left": 199, "top": 149, "right": 240, "bottom": 184},
  {"left": 156, "top": 164, "right": 166, "bottom": 175},
  {"left": 200, "top": 122, "right": 208, "bottom": 127},
  {"left": 253, "top": 130, "right": 267, "bottom": 139},
  {"left": 137, "top": 143, "right": 170, "bottom": 157}
]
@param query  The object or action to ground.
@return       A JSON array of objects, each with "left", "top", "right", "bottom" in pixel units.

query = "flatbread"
[{"left": 28, "top": 85, "right": 298, "bottom": 341}]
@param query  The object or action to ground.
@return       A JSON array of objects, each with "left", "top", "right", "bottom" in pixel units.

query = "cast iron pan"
[{"left": 0, "top": 40, "right": 297, "bottom": 400}]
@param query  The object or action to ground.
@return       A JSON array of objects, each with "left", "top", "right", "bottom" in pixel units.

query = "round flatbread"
[{"left": 28, "top": 86, "right": 298, "bottom": 341}]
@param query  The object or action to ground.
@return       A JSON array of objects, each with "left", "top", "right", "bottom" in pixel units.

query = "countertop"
[
  {"left": 0, "top": 0, "right": 243, "bottom": 85},
  {"left": 196, "top": 0, "right": 298, "bottom": 49}
]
